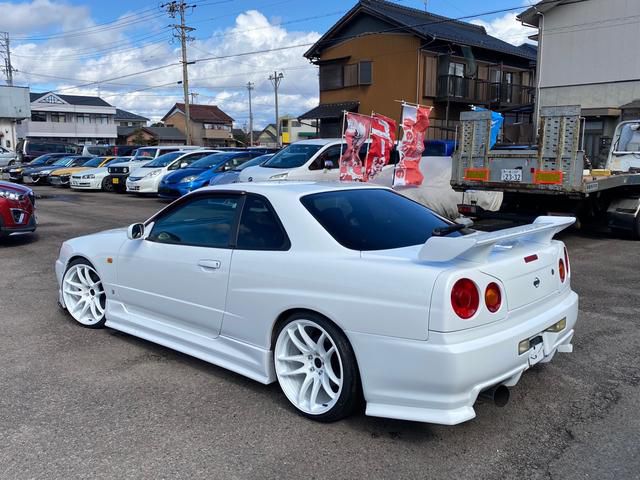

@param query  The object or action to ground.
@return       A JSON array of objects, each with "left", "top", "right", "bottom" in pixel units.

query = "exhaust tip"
[{"left": 479, "top": 385, "right": 510, "bottom": 407}]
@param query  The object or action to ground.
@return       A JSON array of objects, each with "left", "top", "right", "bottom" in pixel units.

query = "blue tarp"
[{"left": 471, "top": 106, "right": 504, "bottom": 148}]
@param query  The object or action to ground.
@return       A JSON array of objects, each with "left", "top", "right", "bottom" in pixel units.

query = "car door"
[
  {"left": 292, "top": 144, "right": 342, "bottom": 181},
  {"left": 115, "top": 193, "right": 242, "bottom": 339}
]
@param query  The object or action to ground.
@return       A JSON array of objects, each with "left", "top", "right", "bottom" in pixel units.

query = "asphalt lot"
[{"left": 1, "top": 186, "right": 639, "bottom": 479}]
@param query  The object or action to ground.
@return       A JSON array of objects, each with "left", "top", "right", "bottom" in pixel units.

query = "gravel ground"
[{"left": 0, "top": 186, "right": 639, "bottom": 480}]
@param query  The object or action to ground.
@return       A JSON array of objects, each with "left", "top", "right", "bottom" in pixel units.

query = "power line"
[{"left": 0, "top": 32, "right": 15, "bottom": 85}]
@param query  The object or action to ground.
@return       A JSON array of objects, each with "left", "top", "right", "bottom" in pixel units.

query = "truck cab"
[{"left": 606, "top": 120, "right": 640, "bottom": 173}]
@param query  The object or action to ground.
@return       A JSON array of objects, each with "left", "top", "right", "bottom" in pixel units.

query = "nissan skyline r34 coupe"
[{"left": 55, "top": 182, "right": 578, "bottom": 425}]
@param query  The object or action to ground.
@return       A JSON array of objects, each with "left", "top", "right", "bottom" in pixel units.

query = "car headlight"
[
  {"left": 179, "top": 175, "right": 199, "bottom": 183},
  {"left": 10, "top": 168, "right": 22, "bottom": 173},
  {"left": 82, "top": 174, "right": 95, "bottom": 179},
  {"left": 269, "top": 172, "right": 289, "bottom": 180},
  {"left": 144, "top": 170, "right": 162, "bottom": 179},
  {"left": 0, "top": 190, "right": 21, "bottom": 200}
]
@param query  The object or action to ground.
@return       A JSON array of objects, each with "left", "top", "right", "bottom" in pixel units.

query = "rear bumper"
[{"left": 350, "top": 289, "right": 578, "bottom": 425}]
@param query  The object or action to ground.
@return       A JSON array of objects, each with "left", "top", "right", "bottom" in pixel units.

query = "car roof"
[
  {"left": 201, "top": 181, "right": 387, "bottom": 198},
  {"left": 286, "top": 138, "right": 342, "bottom": 146}
]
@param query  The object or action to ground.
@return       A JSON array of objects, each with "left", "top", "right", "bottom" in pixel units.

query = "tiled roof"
[
  {"left": 299, "top": 101, "right": 359, "bottom": 120},
  {"left": 306, "top": 0, "right": 537, "bottom": 61},
  {"left": 30, "top": 92, "right": 112, "bottom": 107},
  {"left": 117, "top": 126, "right": 185, "bottom": 141},
  {"left": 115, "top": 108, "right": 149, "bottom": 121},
  {"left": 162, "top": 103, "right": 234, "bottom": 123}
]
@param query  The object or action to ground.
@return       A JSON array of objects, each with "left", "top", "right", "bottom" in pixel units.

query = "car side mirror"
[
  {"left": 127, "top": 223, "right": 145, "bottom": 240},
  {"left": 324, "top": 160, "right": 335, "bottom": 169}
]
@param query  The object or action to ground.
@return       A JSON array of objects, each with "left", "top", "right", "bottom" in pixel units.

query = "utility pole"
[
  {"left": 0, "top": 32, "right": 15, "bottom": 86},
  {"left": 190, "top": 91, "right": 199, "bottom": 104},
  {"left": 164, "top": 1, "right": 196, "bottom": 144},
  {"left": 246, "top": 82, "right": 254, "bottom": 146},
  {"left": 269, "top": 71, "right": 284, "bottom": 146}
]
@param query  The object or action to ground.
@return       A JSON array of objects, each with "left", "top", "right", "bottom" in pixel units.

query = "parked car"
[
  {"left": 0, "top": 146, "right": 17, "bottom": 167},
  {"left": 70, "top": 157, "right": 133, "bottom": 191},
  {"left": 23, "top": 156, "right": 93, "bottom": 185},
  {"left": 111, "top": 145, "right": 142, "bottom": 157},
  {"left": 80, "top": 145, "right": 114, "bottom": 157},
  {"left": 55, "top": 183, "right": 578, "bottom": 424},
  {"left": 108, "top": 146, "right": 202, "bottom": 192},
  {"left": 238, "top": 139, "right": 373, "bottom": 182},
  {"left": 15, "top": 139, "right": 78, "bottom": 163},
  {"left": 1, "top": 153, "right": 69, "bottom": 183},
  {"left": 158, "top": 151, "right": 262, "bottom": 199},
  {"left": 208, "top": 154, "right": 273, "bottom": 186},
  {"left": 0, "top": 180, "right": 36, "bottom": 239},
  {"left": 126, "top": 150, "right": 219, "bottom": 194},
  {"left": 49, "top": 156, "right": 115, "bottom": 187}
]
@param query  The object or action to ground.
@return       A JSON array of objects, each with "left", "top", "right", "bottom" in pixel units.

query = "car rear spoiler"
[{"left": 418, "top": 216, "right": 575, "bottom": 263}]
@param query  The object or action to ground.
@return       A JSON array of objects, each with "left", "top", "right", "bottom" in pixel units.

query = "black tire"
[
  {"left": 101, "top": 177, "right": 114, "bottom": 192},
  {"left": 62, "top": 258, "right": 107, "bottom": 329},
  {"left": 634, "top": 215, "right": 640, "bottom": 240},
  {"left": 274, "top": 311, "right": 361, "bottom": 423}
]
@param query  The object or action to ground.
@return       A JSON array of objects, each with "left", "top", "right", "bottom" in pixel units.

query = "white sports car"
[{"left": 55, "top": 182, "right": 578, "bottom": 425}]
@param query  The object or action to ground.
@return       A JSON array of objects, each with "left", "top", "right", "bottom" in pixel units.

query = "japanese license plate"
[
  {"left": 1, "top": 173, "right": 10, "bottom": 180},
  {"left": 501, "top": 169, "right": 522, "bottom": 182},
  {"left": 71, "top": 180, "right": 79, "bottom": 186},
  {"left": 528, "top": 340, "right": 545, "bottom": 366},
  {"left": 112, "top": 177, "right": 119, "bottom": 184},
  {"left": 23, "top": 176, "right": 33, "bottom": 183}
]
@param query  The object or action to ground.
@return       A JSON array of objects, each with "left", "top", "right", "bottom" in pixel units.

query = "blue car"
[
  {"left": 158, "top": 151, "right": 262, "bottom": 198},
  {"left": 208, "top": 154, "right": 273, "bottom": 186}
]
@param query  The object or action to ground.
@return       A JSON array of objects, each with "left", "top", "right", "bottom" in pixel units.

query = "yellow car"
[{"left": 49, "top": 156, "right": 115, "bottom": 187}]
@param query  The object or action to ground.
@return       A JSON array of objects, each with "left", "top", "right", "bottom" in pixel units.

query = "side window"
[
  {"left": 309, "top": 145, "right": 341, "bottom": 170},
  {"left": 148, "top": 195, "right": 240, "bottom": 248},
  {"left": 237, "top": 195, "right": 290, "bottom": 250}
]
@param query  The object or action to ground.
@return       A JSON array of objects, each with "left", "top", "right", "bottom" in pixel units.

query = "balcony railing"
[{"left": 436, "top": 75, "right": 534, "bottom": 107}]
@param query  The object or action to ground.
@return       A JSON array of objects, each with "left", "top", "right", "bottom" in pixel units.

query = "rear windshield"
[
  {"left": 301, "top": 189, "right": 458, "bottom": 251},
  {"left": 262, "top": 144, "right": 322, "bottom": 169}
]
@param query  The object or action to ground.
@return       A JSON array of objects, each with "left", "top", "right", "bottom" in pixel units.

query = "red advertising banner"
[
  {"left": 339, "top": 112, "right": 372, "bottom": 182},
  {"left": 394, "top": 104, "right": 431, "bottom": 187},
  {"left": 365, "top": 113, "right": 397, "bottom": 181}
]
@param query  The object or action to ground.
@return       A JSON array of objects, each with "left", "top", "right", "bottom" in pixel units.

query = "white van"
[
  {"left": 131, "top": 145, "right": 202, "bottom": 161},
  {"left": 238, "top": 139, "right": 355, "bottom": 182}
]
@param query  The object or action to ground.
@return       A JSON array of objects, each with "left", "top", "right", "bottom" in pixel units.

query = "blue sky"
[{"left": 1, "top": 0, "right": 535, "bottom": 126}]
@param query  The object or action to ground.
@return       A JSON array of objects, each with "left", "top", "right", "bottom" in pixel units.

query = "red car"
[{"left": 0, "top": 181, "right": 36, "bottom": 239}]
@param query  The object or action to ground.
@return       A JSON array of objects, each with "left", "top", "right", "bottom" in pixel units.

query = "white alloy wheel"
[
  {"left": 62, "top": 261, "right": 106, "bottom": 327},
  {"left": 275, "top": 319, "right": 344, "bottom": 416}
]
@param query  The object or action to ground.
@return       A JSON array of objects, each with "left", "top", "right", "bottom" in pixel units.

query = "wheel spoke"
[
  {"left": 323, "top": 345, "right": 336, "bottom": 361},
  {"left": 287, "top": 327, "right": 310, "bottom": 354},
  {"left": 309, "top": 376, "right": 322, "bottom": 409},
  {"left": 297, "top": 325, "right": 317, "bottom": 350},
  {"left": 298, "top": 373, "right": 313, "bottom": 406},
  {"left": 65, "top": 280, "right": 84, "bottom": 289},
  {"left": 280, "top": 365, "right": 307, "bottom": 377},
  {"left": 277, "top": 354, "right": 305, "bottom": 363},
  {"left": 89, "top": 301, "right": 100, "bottom": 321},
  {"left": 321, "top": 372, "right": 337, "bottom": 399},
  {"left": 63, "top": 288, "right": 83, "bottom": 297},
  {"left": 316, "top": 332, "right": 327, "bottom": 355},
  {"left": 324, "top": 361, "right": 340, "bottom": 386},
  {"left": 78, "top": 299, "right": 91, "bottom": 319}
]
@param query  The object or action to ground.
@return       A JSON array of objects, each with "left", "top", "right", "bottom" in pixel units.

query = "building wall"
[
  {"left": 539, "top": 0, "right": 640, "bottom": 90},
  {"left": 0, "top": 119, "right": 18, "bottom": 149},
  {"left": 164, "top": 111, "right": 232, "bottom": 145},
  {"left": 18, "top": 104, "right": 117, "bottom": 142},
  {"left": 319, "top": 33, "right": 422, "bottom": 123}
]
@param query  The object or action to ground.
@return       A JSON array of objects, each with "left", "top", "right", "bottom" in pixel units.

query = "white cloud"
[
  {"left": 9, "top": 3, "right": 320, "bottom": 130},
  {"left": 0, "top": 0, "right": 91, "bottom": 34},
  {"left": 471, "top": 12, "right": 537, "bottom": 46}
]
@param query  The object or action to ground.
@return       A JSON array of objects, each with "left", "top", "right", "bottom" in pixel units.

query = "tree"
[{"left": 151, "top": 122, "right": 164, "bottom": 127}]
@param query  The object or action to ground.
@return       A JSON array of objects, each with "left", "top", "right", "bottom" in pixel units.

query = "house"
[
  {"left": 300, "top": 0, "right": 537, "bottom": 140},
  {"left": 115, "top": 108, "right": 149, "bottom": 128},
  {"left": 16, "top": 92, "right": 117, "bottom": 145},
  {"left": 255, "top": 124, "right": 278, "bottom": 147},
  {"left": 0, "top": 86, "right": 30, "bottom": 150},
  {"left": 280, "top": 115, "right": 318, "bottom": 144},
  {"left": 519, "top": 0, "right": 640, "bottom": 164},
  {"left": 118, "top": 126, "right": 186, "bottom": 146},
  {"left": 161, "top": 103, "right": 234, "bottom": 147}
]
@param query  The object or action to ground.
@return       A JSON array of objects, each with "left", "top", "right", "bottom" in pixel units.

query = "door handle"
[{"left": 198, "top": 260, "right": 221, "bottom": 270}]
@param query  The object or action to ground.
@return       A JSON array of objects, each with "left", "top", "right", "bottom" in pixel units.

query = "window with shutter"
[
  {"left": 358, "top": 61, "right": 372, "bottom": 85},
  {"left": 344, "top": 64, "right": 358, "bottom": 87},
  {"left": 319, "top": 63, "right": 344, "bottom": 91}
]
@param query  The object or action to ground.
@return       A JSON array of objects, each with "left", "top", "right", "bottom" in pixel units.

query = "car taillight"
[
  {"left": 564, "top": 247, "right": 570, "bottom": 276},
  {"left": 559, "top": 258, "right": 566, "bottom": 283},
  {"left": 485, "top": 282, "right": 502, "bottom": 313},
  {"left": 451, "top": 278, "right": 479, "bottom": 319}
]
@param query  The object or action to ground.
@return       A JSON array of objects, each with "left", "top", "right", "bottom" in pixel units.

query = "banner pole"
[
  {"left": 392, "top": 103, "right": 405, "bottom": 188},
  {"left": 338, "top": 110, "right": 346, "bottom": 181}
]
